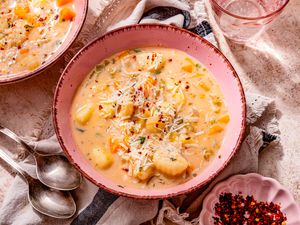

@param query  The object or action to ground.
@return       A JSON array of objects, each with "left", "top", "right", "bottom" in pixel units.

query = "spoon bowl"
[
  {"left": 29, "top": 179, "right": 76, "bottom": 218},
  {"left": 36, "top": 155, "right": 82, "bottom": 190}
]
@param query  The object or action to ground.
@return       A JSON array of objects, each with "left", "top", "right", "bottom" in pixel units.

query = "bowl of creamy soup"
[
  {"left": 54, "top": 24, "right": 246, "bottom": 199},
  {"left": 0, "top": 0, "right": 87, "bottom": 84}
]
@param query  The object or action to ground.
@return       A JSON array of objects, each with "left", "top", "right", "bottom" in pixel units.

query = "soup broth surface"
[{"left": 71, "top": 47, "right": 230, "bottom": 189}]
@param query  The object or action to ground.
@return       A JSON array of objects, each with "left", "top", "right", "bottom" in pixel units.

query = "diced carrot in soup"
[
  {"left": 181, "top": 64, "right": 193, "bottom": 73},
  {"left": 14, "top": 6, "right": 30, "bottom": 19},
  {"left": 57, "top": 0, "right": 74, "bottom": 7},
  {"left": 60, "top": 8, "right": 76, "bottom": 21}
]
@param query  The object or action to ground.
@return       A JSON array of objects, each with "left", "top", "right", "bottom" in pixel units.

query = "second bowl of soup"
[
  {"left": 54, "top": 24, "right": 246, "bottom": 199},
  {"left": 0, "top": 0, "right": 88, "bottom": 83}
]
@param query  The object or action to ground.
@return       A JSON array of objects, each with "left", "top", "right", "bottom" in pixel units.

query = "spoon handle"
[
  {"left": 0, "top": 146, "right": 31, "bottom": 182},
  {"left": 0, "top": 125, "right": 35, "bottom": 155}
]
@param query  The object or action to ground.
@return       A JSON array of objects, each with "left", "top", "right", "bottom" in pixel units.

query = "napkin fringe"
[{"left": 156, "top": 200, "right": 192, "bottom": 225}]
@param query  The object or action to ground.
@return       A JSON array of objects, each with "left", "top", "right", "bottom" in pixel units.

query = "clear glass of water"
[{"left": 210, "top": 0, "right": 289, "bottom": 42}]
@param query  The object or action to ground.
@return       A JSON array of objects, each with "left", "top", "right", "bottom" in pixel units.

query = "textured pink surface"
[
  {"left": 0, "top": 0, "right": 88, "bottom": 84},
  {"left": 200, "top": 173, "right": 300, "bottom": 225},
  {"left": 53, "top": 24, "right": 246, "bottom": 199}
]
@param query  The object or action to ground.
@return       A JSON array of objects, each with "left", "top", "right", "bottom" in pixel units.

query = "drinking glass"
[{"left": 210, "top": 0, "right": 290, "bottom": 42}]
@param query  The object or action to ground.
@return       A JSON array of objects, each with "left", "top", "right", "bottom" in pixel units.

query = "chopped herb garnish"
[
  {"left": 176, "top": 118, "right": 184, "bottom": 125},
  {"left": 203, "top": 149, "right": 212, "bottom": 161},
  {"left": 24, "top": 24, "right": 34, "bottom": 32},
  {"left": 170, "top": 157, "right": 177, "bottom": 161},
  {"left": 7, "top": 19, "right": 13, "bottom": 28},
  {"left": 195, "top": 63, "right": 201, "bottom": 68},
  {"left": 104, "top": 60, "right": 110, "bottom": 66},
  {"left": 155, "top": 71, "right": 161, "bottom": 75},
  {"left": 138, "top": 136, "right": 146, "bottom": 144},
  {"left": 210, "top": 119, "right": 216, "bottom": 125},
  {"left": 89, "top": 70, "right": 96, "bottom": 79},
  {"left": 55, "top": 40, "right": 62, "bottom": 46},
  {"left": 192, "top": 173, "right": 197, "bottom": 177},
  {"left": 95, "top": 64, "right": 104, "bottom": 71},
  {"left": 117, "top": 185, "right": 125, "bottom": 188},
  {"left": 75, "top": 127, "right": 86, "bottom": 133},
  {"left": 133, "top": 48, "right": 141, "bottom": 53}
]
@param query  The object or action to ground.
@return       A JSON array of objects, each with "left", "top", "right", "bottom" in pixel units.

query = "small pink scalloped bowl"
[
  {"left": 53, "top": 24, "right": 246, "bottom": 199},
  {"left": 0, "top": 0, "right": 88, "bottom": 84},
  {"left": 200, "top": 173, "right": 300, "bottom": 225}
]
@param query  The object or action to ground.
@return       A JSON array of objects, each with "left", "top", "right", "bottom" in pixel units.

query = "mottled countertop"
[
  {"left": 208, "top": 0, "right": 300, "bottom": 203},
  {"left": 0, "top": 0, "right": 299, "bottom": 209}
]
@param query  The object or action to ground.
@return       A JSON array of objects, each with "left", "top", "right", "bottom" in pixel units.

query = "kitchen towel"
[{"left": 0, "top": 0, "right": 279, "bottom": 225}]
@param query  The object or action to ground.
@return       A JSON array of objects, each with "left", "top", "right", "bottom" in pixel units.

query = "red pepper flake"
[
  {"left": 38, "top": 16, "right": 47, "bottom": 22},
  {"left": 213, "top": 192, "right": 287, "bottom": 225},
  {"left": 151, "top": 53, "right": 156, "bottom": 62},
  {"left": 168, "top": 58, "right": 173, "bottom": 62},
  {"left": 185, "top": 85, "right": 190, "bottom": 90},
  {"left": 98, "top": 105, "right": 103, "bottom": 110}
]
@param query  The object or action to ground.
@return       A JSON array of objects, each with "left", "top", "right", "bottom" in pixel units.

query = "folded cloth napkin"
[{"left": 0, "top": 0, "right": 279, "bottom": 225}]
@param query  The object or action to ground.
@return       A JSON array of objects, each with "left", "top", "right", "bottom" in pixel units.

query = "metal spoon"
[
  {"left": 0, "top": 146, "right": 76, "bottom": 218},
  {"left": 0, "top": 126, "right": 82, "bottom": 190}
]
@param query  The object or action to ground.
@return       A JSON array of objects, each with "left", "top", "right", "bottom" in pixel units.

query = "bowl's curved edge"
[
  {"left": 0, "top": 0, "right": 89, "bottom": 85},
  {"left": 53, "top": 24, "right": 247, "bottom": 199}
]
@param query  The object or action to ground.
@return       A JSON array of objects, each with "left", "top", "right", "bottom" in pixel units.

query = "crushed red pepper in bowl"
[{"left": 213, "top": 192, "right": 287, "bottom": 225}]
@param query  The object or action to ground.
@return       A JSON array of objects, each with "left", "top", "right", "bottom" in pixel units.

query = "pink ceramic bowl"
[
  {"left": 0, "top": 0, "right": 88, "bottom": 84},
  {"left": 53, "top": 24, "right": 246, "bottom": 199},
  {"left": 200, "top": 173, "right": 300, "bottom": 225}
]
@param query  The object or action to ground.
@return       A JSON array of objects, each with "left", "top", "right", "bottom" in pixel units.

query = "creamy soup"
[
  {"left": 0, "top": 0, "right": 76, "bottom": 75},
  {"left": 71, "top": 47, "right": 230, "bottom": 189}
]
